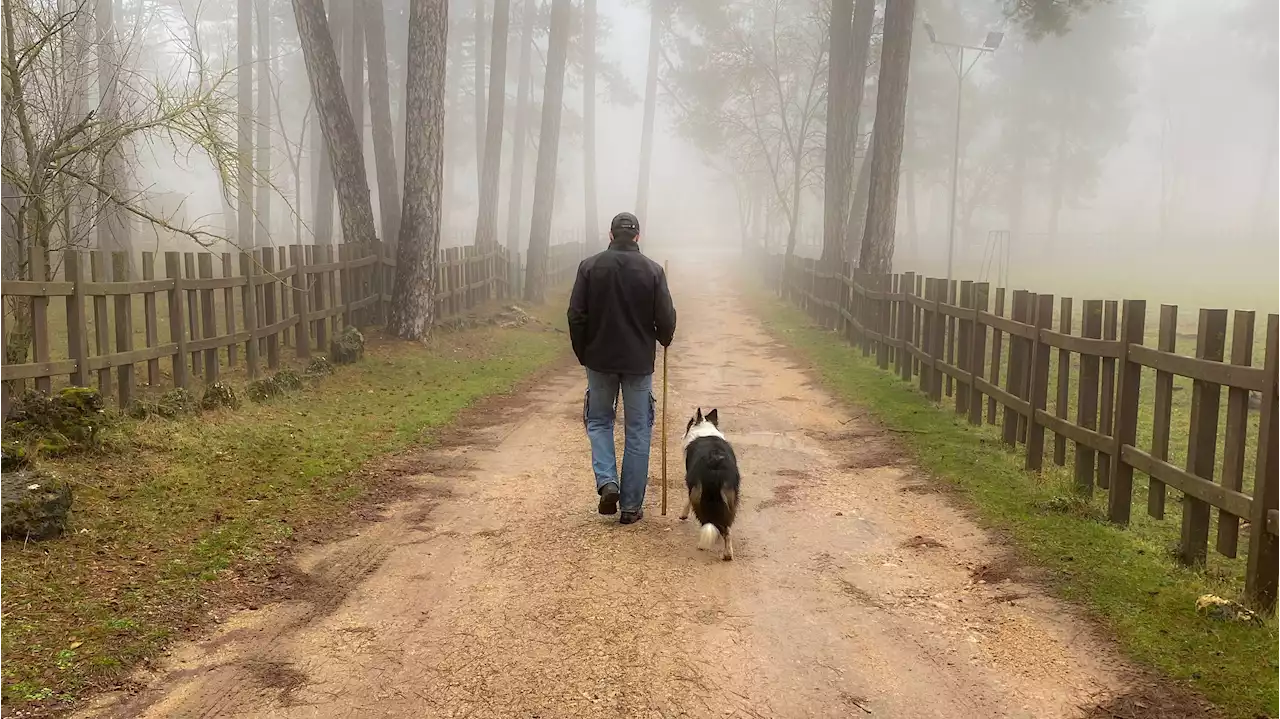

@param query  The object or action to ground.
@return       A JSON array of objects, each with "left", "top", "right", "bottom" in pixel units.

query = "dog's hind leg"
[
  {"left": 679, "top": 496, "right": 691, "bottom": 521},
  {"left": 721, "top": 529, "right": 733, "bottom": 562}
]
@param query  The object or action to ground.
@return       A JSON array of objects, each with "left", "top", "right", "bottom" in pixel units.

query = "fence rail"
[
  {"left": 2, "top": 240, "right": 585, "bottom": 412},
  {"left": 762, "top": 253, "right": 1279, "bottom": 607}
]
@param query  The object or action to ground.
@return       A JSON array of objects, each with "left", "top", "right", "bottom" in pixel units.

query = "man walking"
[{"left": 567, "top": 212, "right": 677, "bottom": 524}]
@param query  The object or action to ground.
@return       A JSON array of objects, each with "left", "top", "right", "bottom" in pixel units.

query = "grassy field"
[
  {"left": 747, "top": 289, "right": 1279, "bottom": 719},
  {"left": 1, "top": 305, "right": 569, "bottom": 714}
]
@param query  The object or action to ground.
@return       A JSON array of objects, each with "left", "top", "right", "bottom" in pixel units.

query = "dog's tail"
[{"left": 697, "top": 523, "right": 720, "bottom": 551}]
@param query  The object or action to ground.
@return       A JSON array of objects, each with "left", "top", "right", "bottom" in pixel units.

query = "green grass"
[
  {"left": 748, "top": 290, "right": 1279, "bottom": 719},
  {"left": 1, "top": 308, "right": 568, "bottom": 714}
]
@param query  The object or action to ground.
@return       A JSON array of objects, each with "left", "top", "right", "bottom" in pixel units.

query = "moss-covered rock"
[
  {"left": 157, "top": 387, "right": 198, "bottom": 418},
  {"left": 200, "top": 381, "right": 240, "bottom": 411},
  {"left": 273, "top": 368, "right": 304, "bottom": 392},
  {"left": 304, "top": 356, "right": 335, "bottom": 378},
  {"left": 330, "top": 326, "right": 365, "bottom": 365},
  {"left": 246, "top": 377, "right": 283, "bottom": 403},
  {"left": 2, "top": 440, "right": 30, "bottom": 472},
  {"left": 2, "top": 467, "right": 72, "bottom": 541},
  {"left": 127, "top": 387, "right": 199, "bottom": 420},
  {"left": 5, "top": 387, "right": 107, "bottom": 455}
]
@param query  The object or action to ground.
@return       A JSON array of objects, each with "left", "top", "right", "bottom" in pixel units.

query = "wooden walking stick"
[{"left": 661, "top": 260, "right": 670, "bottom": 516}]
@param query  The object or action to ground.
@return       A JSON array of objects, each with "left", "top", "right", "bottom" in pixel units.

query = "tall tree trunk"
[
  {"left": 820, "top": 0, "right": 852, "bottom": 267},
  {"left": 344, "top": 0, "right": 365, "bottom": 242},
  {"left": 847, "top": 143, "right": 872, "bottom": 260},
  {"left": 840, "top": 0, "right": 875, "bottom": 261},
  {"left": 582, "top": 0, "right": 599, "bottom": 251},
  {"left": 634, "top": 0, "right": 662, "bottom": 224},
  {"left": 313, "top": 0, "right": 338, "bottom": 244},
  {"left": 255, "top": 0, "right": 272, "bottom": 247},
  {"left": 389, "top": 0, "right": 448, "bottom": 339},
  {"left": 504, "top": 0, "right": 536, "bottom": 253},
  {"left": 473, "top": 0, "right": 488, "bottom": 195},
  {"left": 363, "top": 0, "right": 402, "bottom": 246},
  {"left": 473, "top": 0, "right": 510, "bottom": 248},
  {"left": 97, "top": 0, "right": 131, "bottom": 257},
  {"left": 522, "top": 0, "right": 570, "bottom": 303},
  {"left": 857, "top": 0, "right": 914, "bottom": 275},
  {"left": 235, "top": 0, "right": 254, "bottom": 249},
  {"left": 292, "top": 0, "right": 379, "bottom": 254}
]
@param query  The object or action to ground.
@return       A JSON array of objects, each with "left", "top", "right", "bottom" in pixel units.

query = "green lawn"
[
  {"left": 748, "top": 289, "right": 1279, "bottom": 719},
  {"left": 1, "top": 307, "right": 568, "bottom": 714}
]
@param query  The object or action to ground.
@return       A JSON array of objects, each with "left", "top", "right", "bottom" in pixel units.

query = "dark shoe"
[
  {"left": 619, "top": 509, "right": 644, "bottom": 525},
  {"left": 597, "top": 483, "right": 620, "bottom": 515}
]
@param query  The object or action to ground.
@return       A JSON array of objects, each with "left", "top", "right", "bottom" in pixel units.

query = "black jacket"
[{"left": 567, "top": 239, "right": 676, "bottom": 375}]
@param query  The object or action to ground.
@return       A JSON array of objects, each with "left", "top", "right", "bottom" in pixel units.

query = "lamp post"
[{"left": 924, "top": 23, "right": 1002, "bottom": 285}]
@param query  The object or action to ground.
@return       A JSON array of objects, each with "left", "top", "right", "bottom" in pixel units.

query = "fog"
[{"left": 14, "top": 0, "right": 1274, "bottom": 311}]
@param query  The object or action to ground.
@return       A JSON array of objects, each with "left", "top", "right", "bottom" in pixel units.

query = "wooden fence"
[
  {"left": 763, "top": 253, "right": 1279, "bottom": 607},
  {"left": 1, "top": 240, "right": 585, "bottom": 413}
]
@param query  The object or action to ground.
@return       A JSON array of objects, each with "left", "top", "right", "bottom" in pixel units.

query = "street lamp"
[{"left": 923, "top": 21, "right": 1002, "bottom": 285}]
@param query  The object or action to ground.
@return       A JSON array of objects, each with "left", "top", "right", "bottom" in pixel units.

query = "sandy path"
[{"left": 79, "top": 268, "right": 1150, "bottom": 719}]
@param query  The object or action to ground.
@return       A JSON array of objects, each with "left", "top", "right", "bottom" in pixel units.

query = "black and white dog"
[{"left": 679, "top": 408, "right": 741, "bottom": 561}]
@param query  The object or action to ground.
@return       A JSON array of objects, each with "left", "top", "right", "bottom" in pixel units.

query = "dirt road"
[{"left": 81, "top": 269, "right": 1156, "bottom": 719}]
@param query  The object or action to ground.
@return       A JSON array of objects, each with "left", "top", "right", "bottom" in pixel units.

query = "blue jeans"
[{"left": 583, "top": 370, "right": 655, "bottom": 512}]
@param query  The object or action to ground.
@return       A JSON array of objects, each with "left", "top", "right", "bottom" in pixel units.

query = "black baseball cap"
[{"left": 610, "top": 212, "right": 640, "bottom": 236}]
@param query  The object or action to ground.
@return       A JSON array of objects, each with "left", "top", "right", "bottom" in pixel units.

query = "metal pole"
[{"left": 945, "top": 47, "right": 963, "bottom": 285}]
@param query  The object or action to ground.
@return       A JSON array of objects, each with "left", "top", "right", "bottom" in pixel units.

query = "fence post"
[
  {"left": 65, "top": 250, "right": 89, "bottom": 387},
  {"left": 261, "top": 250, "right": 280, "bottom": 370},
  {"left": 1002, "top": 290, "right": 1030, "bottom": 447},
  {"left": 1246, "top": 314, "right": 1279, "bottom": 607},
  {"left": 955, "top": 281, "right": 973, "bottom": 416},
  {"left": 1074, "top": 300, "right": 1104, "bottom": 493},
  {"left": 877, "top": 275, "right": 891, "bottom": 370},
  {"left": 918, "top": 279, "right": 933, "bottom": 396},
  {"left": 931, "top": 279, "right": 945, "bottom": 402},
  {"left": 197, "top": 253, "right": 219, "bottom": 385},
  {"left": 1096, "top": 301, "right": 1119, "bottom": 488},
  {"left": 900, "top": 272, "right": 915, "bottom": 382},
  {"left": 140, "top": 252, "right": 160, "bottom": 386},
  {"left": 164, "top": 252, "right": 189, "bottom": 388},
  {"left": 969, "top": 283, "right": 989, "bottom": 426},
  {"left": 238, "top": 252, "right": 260, "bottom": 379},
  {"left": 945, "top": 280, "right": 957, "bottom": 398},
  {"left": 1107, "top": 299, "right": 1147, "bottom": 525},
  {"left": 1054, "top": 298, "right": 1074, "bottom": 466},
  {"left": 89, "top": 252, "right": 114, "bottom": 397},
  {"left": 111, "top": 253, "right": 136, "bottom": 406},
  {"left": 26, "top": 248, "right": 51, "bottom": 395},
  {"left": 1024, "top": 293, "right": 1054, "bottom": 471},
  {"left": 289, "top": 246, "right": 312, "bottom": 359},
  {"left": 221, "top": 254, "right": 239, "bottom": 366},
  {"left": 1180, "top": 309, "right": 1228, "bottom": 568},
  {"left": 1147, "top": 305, "right": 1178, "bottom": 519},
  {"left": 183, "top": 252, "right": 202, "bottom": 378},
  {"left": 1219, "top": 311, "right": 1257, "bottom": 558}
]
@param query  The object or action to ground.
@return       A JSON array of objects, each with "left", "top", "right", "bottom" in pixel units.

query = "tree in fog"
[
  {"left": 2, "top": 0, "right": 237, "bottom": 361},
  {"left": 472, "top": 0, "right": 509, "bottom": 248},
  {"left": 504, "top": 0, "right": 537, "bottom": 257},
  {"left": 473, "top": 0, "right": 487, "bottom": 195},
  {"left": 666, "top": 0, "right": 829, "bottom": 261},
  {"left": 857, "top": 0, "right": 913, "bottom": 274},
  {"left": 365, "top": 0, "right": 403, "bottom": 245},
  {"left": 388, "top": 0, "right": 448, "bottom": 339},
  {"left": 582, "top": 0, "right": 599, "bottom": 250},
  {"left": 634, "top": 0, "right": 664, "bottom": 226},
  {"left": 522, "top": 0, "right": 570, "bottom": 302},
  {"left": 238, "top": 0, "right": 255, "bottom": 246},
  {"left": 254, "top": 0, "right": 275, "bottom": 248},
  {"left": 820, "top": 0, "right": 875, "bottom": 266},
  {"left": 292, "top": 0, "right": 378, "bottom": 248}
]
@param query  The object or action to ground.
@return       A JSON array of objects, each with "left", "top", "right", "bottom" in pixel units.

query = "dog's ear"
[
  {"left": 706, "top": 409, "right": 719, "bottom": 427},
  {"left": 695, "top": 407, "right": 703, "bottom": 423}
]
